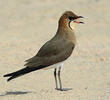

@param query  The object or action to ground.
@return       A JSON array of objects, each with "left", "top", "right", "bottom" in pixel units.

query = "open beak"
[
  {"left": 78, "top": 16, "right": 84, "bottom": 18},
  {"left": 74, "top": 16, "right": 84, "bottom": 24}
]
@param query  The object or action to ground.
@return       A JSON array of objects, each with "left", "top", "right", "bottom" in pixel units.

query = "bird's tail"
[{"left": 3, "top": 65, "right": 46, "bottom": 81}]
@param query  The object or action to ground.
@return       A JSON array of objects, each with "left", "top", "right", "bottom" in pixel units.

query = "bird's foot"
[
  {"left": 62, "top": 88, "right": 72, "bottom": 91},
  {"left": 55, "top": 88, "right": 71, "bottom": 91}
]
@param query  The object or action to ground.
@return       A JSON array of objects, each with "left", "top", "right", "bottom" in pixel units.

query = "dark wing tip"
[
  {"left": 3, "top": 74, "right": 10, "bottom": 77},
  {"left": 7, "top": 76, "right": 14, "bottom": 81},
  {"left": 3, "top": 74, "right": 13, "bottom": 82}
]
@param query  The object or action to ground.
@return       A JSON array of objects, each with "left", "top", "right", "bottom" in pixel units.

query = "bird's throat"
[{"left": 68, "top": 21, "right": 75, "bottom": 30}]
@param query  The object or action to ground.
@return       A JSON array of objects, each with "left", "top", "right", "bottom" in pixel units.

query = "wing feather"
[{"left": 25, "top": 38, "right": 75, "bottom": 68}]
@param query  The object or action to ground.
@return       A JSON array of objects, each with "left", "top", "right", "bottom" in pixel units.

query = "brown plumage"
[{"left": 4, "top": 11, "right": 84, "bottom": 91}]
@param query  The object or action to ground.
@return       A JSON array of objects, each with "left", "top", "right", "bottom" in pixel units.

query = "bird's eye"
[{"left": 68, "top": 17, "right": 74, "bottom": 20}]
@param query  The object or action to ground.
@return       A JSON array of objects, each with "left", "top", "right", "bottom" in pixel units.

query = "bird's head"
[{"left": 59, "top": 11, "right": 84, "bottom": 30}]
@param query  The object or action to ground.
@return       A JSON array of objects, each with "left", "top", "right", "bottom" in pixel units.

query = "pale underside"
[{"left": 43, "top": 61, "right": 64, "bottom": 70}]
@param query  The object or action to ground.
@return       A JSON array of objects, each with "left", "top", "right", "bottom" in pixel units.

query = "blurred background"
[{"left": 0, "top": 0, "right": 110, "bottom": 100}]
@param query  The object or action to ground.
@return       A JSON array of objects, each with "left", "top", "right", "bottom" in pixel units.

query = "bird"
[{"left": 3, "top": 11, "right": 84, "bottom": 91}]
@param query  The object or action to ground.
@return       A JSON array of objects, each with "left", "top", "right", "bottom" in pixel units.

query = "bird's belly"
[{"left": 43, "top": 61, "right": 64, "bottom": 70}]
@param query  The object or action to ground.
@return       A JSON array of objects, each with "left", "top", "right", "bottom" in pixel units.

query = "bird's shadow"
[
  {"left": 0, "top": 88, "right": 72, "bottom": 96},
  {"left": 0, "top": 91, "right": 33, "bottom": 96}
]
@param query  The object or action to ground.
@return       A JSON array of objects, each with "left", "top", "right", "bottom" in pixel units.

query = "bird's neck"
[{"left": 56, "top": 26, "right": 76, "bottom": 45}]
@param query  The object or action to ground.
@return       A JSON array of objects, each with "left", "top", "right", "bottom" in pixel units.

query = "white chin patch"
[{"left": 69, "top": 21, "right": 75, "bottom": 30}]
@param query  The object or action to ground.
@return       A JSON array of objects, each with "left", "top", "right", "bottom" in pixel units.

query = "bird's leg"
[
  {"left": 54, "top": 68, "right": 58, "bottom": 90},
  {"left": 58, "top": 67, "right": 63, "bottom": 91}
]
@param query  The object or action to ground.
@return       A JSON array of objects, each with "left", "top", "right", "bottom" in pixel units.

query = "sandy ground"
[{"left": 0, "top": 0, "right": 110, "bottom": 100}]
